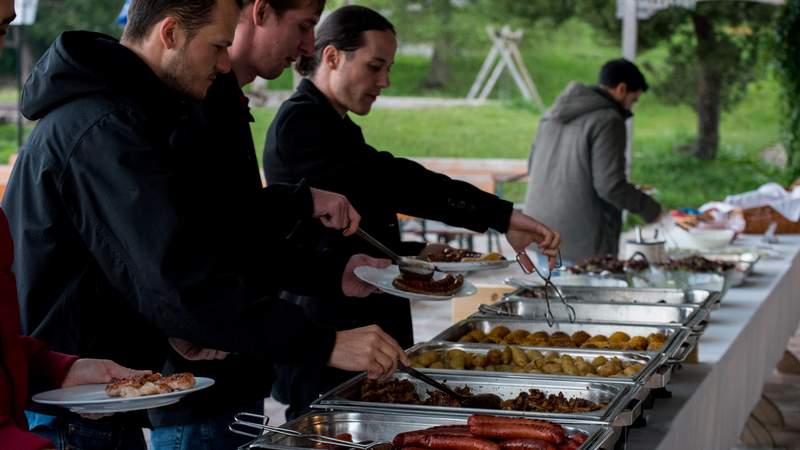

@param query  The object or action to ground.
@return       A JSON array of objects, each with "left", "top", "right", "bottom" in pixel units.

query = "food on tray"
[
  {"left": 393, "top": 414, "right": 588, "bottom": 449},
  {"left": 658, "top": 255, "right": 734, "bottom": 273},
  {"left": 105, "top": 372, "right": 195, "bottom": 398},
  {"left": 567, "top": 254, "right": 648, "bottom": 274},
  {"left": 393, "top": 273, "right": 464, "bottom": 296},
  {"left": 454, "top": 326, "right": 668, "bottom": 351},
  {"left": 409, "top": 346, "right": 645, "bottom": 378},
  {"left": 357, "top": 379, "right": 605, "bottom": 414},
  {"left": 426, "top": 247, "right": 505, "bottom": 263},
  {"left": 568, "top": 254, "right": 734, "bottom": 276}
]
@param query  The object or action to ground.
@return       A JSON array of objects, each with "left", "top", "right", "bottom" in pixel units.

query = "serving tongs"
[
  {"left": 515, "top": 249, "right": 576, "bottom": 326},
  {"left": 354, "top": 227, "right": 440, "bottom": 280},
  {"left": 397, "top": 363, "right": 503, "bottom": 410},
  {"left": 229, "top": 412, "right": 393, "bottom": 450}
]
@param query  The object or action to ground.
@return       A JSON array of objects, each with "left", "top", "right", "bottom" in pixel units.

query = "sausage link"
[
  {"left": 469, "top": 424, "right": 564, "bottom": 444},
  {"left": 499, "top": 438, "right": 557, "bottom": 450},
  {"left": 570, "top": 433, "right": 587, "bottom": 444},
  {"left": 422, "top": 434, "right": 501, "bottom": 450},
  {"left": 393, "top": 428, "right": 472, "bottom": 448},
  {"left": 468, "top": 415, "right": 563, "bottom": 434},
  {"left": 557, "top": 442, "right": 580, "bottom": 450}
]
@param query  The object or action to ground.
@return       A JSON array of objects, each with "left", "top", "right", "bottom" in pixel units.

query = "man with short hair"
[
  {"left": 523, "top": 58, "right": 662, "bottom": 263},
  {"left": 4, "top": 0, "right": 407, "bottom": 448}
]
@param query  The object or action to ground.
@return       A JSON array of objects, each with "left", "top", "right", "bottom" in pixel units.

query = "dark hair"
[
  {"left": 243, "top": 0, "right": 325, "bottom": 16},
  {"left": 296, "top": 5, "right": 394, "bottom": 77},
  {"left": 598, "top": 58, "right": 649, "bottom": 92},
  {"left": 122, "top": 0, "right": 244, "bottom": 43}
]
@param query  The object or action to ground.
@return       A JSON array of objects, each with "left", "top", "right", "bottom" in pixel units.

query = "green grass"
[{"left": 2, "top": 19, "right": 787, "bottom": 217}]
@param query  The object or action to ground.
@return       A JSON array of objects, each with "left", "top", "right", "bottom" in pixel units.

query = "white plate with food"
[
  {"left": 423, "top": 249, "right": 512, "bottom": 272},
  {"left": 32, "top": 373, "right": 213, "bottom": 414},
  {"left": 355, "top": 265, "right": 477, "bottom": 301}
]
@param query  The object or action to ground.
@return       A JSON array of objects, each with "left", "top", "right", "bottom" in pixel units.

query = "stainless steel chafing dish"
[
  {"left": 405, "top": 341, "right": 672, "bottom": 389},
  {"left": 668, "top": 250, "right": 760, "bottom": 286},
  {"left": 505, "top": 285, "right": 721, "bottom": 310},
  {"left": 431, "top": 318, "right": 695, "bottom": 364},
  {"left": 311, "top": 372, "right": 644, "bottom": 427},
  {"left": 478, "top": 297, "right": 709, "bottom": 333},
  {"left": 236, "top": 410, "right": 617, "bottom": 450}
]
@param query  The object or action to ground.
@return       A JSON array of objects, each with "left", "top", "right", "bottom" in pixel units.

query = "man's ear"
[
  {"left": 253, "top": 0, "right": 273, "bottom": 26},
  {"left": 158, "top": 16, "right": 180, "bottom": 50},
  {"left": 322, "top": 45, "right": 340, "bottom": 70},
  {"left": 614, "top": 82, "right": 629, "bottom": 97}
]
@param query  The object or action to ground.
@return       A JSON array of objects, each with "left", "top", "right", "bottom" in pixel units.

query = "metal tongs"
[
  {"left": 515, "top": 249, "right": 576, "bottom": 326},
  {"left": 229, "top": 412, "right": 392, "bottom": 450}
]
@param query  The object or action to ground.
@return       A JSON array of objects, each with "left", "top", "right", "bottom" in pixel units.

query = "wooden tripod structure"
[{"left": 467, "top": 26, "right": 544, "bottom": 110}]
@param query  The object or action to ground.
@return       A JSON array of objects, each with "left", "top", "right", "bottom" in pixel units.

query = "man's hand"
[
  {"left": 61, "top": 359, "right": 151, "bottom": 388},
  {"left": 342, "top": 254, "right": 391, "bottom": 297},
  {"left": 505, "top": 210, "right": 562, "bottom": 268},
  {"left": 168, "top": 337, "right": 229, "bottom": 361},
  {"left": 328, "top": 325, "right": 410, "bottom": 379},
  {"left": 310, "top": 187, "right": 361, "bottom": 236}
]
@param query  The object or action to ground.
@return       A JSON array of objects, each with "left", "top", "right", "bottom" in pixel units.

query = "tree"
[
  {"left": 774, "top": 0, "right": 800, "bottom": 179},
  {"left": 576, "top": 0, "right": 777, "bottom": 160}
]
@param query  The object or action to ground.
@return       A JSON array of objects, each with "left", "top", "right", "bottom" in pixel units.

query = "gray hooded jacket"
[{"left": 523, "top": 82, "right": 661, "bottom": 262}]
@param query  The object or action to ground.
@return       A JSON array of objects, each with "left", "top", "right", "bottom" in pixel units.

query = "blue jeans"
[
  {"left": 26, "top": 412, "right": 147, "bottom": 450},
  {"left": 150, "top": 413, "right": 252, "bottom": 450}
]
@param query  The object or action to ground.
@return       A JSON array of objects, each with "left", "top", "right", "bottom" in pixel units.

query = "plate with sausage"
[{"left": 355, "top": 265, "right": 478, "bottom": 301}]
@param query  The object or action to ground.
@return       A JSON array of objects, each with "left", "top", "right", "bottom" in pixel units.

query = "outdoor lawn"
[{"left": 1, "top": 20, "right": 788, "bottom": 212}]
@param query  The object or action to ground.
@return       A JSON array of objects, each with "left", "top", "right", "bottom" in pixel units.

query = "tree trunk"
[
  {"left": 422, "top": 0, "right": 453, "bottom": 89},
  {"left": 691, "top": 13, "right": 721, "bottom": 160}
]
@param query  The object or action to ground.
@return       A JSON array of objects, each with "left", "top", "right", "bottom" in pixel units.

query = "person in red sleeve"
[{"left": 1, "top": 210, "right": 149, "bottom": 450}]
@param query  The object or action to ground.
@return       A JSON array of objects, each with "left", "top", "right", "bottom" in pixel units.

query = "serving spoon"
[{"left": 354, "top": 227, "right": 440, "bottom": 281}]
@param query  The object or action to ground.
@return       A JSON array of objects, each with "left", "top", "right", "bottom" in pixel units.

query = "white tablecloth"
[{"left": 624, "top": 235, "right": 800, "bottom": 450}]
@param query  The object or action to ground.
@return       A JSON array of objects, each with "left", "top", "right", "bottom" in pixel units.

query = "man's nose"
[
  {"left": 300, "top": 30, "right": 315, "bottom": 57},
  {"left": 217, "top": 50, "right": 232, "bottom": 73}
]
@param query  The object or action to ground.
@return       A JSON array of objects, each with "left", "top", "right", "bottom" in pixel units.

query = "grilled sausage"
[
  {"left": 467, "top": 415, "right": 563, "bottom": 433},
  {"left": 569, "top": 433, "right": 587, "bottom": 444},
  {"left": 422, "top": 434, "right": 501, "bottom": 450},
  {"left": 499, "top": 438, "right": 557, "bottom": 450},
  {"left": 557, "top": 441, "right": 580, "bottom": 450},
  {"left": 393, "top": 427, "right": 472, "bottom": 447},
  {"left": 469, "top": 424, "right": 563, "bottom": 444}
]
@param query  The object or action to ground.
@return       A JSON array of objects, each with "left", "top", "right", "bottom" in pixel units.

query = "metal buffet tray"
[
  {"left": 406, "top": 341, "right": 672, "bottom": 389},
  {"left": 240, "top": 410, "right": 617, "bottom": 450},
  {"left": 479, "top": 296, "right": 710, "bottom": 332},
  {"left": 668, "top": 251, "right": 760, "bottom": 287},
  {"left": 432, "top": 317, "right": 694, "bottom": 364},
  {"left": 508, "top": 285, "right": 722, "bottom": 310},
  {"left": 312, "top": 372, "right": 643, "bottom": 427}
]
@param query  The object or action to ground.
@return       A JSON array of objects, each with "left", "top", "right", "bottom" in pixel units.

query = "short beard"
[{"left": 161, "top": 46, "right": 205, "bottom": 100}]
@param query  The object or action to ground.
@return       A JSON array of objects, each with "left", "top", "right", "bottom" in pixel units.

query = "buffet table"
[
  {"left": 624, "top": 235, "right": 800, "bottom": 450},
  {"left": 459, "top": 235, "right": 800, "bottom": 450}
]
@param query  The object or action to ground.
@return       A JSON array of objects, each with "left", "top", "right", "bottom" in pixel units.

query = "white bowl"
[{"left": 672, "top": 227, "right": 735, "bottom": 250}]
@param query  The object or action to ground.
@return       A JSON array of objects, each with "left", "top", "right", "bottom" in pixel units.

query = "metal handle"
[
  {"left": 477, "top": 303, "right": 512, "bottom": 316},
  {"left": 397, "top": 363, "right": 464, "bottom": 402},
  {"left": 668, "top": 338, "right": 697, "bottom": 363},
  {"left": 231, "top": 412, "right": 372, "bottom": 449},
  {"left": 355, "top": 228, "right": 401, "bottom": 263}
]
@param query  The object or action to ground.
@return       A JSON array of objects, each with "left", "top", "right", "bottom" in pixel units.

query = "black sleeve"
[
  {"left": 59, "top": 113, "right": 336, "bottom": 367},
  {"left": 274, "top": 105, "right": 514, "bottom": 233}
]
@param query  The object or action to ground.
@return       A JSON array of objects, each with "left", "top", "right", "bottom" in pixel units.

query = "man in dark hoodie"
[
  {"left": 3, "top": 0, "right": 407, "bottom": 448},
  {"left": 523, "top": 59, "right": 662, "bottom": 263}
]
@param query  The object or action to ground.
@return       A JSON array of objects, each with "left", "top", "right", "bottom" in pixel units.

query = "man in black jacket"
[
  {"left": 4, "top": 0, "right": 407, "bottom": 448},
  {"left": 263, "top": 5, "right": 562, "bottom": 419}
]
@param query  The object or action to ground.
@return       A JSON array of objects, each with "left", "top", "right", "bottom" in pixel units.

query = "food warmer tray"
[
  {"left": 505, "top": 285, "right": 722, "bottom": 310},
  {"left": 478, "top": 297, "right": 709, "bottom": 333},
  {"left": 405, "top": 341, "right": 672, "bottom": 389},
  {"left": 431, "top": 317, "right": 695, "bottom": 364},
  {"left": 668, "top": 251, "right": 760, "bottom": 286},
  {"left": 311, "top": 372, "right": 644, "bottom": 427},
  {"left": 238, "top": 410, "right": 617, "bottom": 450}
]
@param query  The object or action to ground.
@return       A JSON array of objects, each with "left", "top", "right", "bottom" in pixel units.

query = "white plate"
[
  {"left": 355, "top": 265, "right": 477, "bottom": 301},
  {"left": 431, "top": 259, "right": 513, "bottom": 272},
  {"left": 32, "top": 377, "right": 214, "bottom": 413}
]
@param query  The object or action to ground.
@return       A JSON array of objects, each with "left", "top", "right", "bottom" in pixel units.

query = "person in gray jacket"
[{"left": 523, "top": 59, "right": 662, "bottom": 263}]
